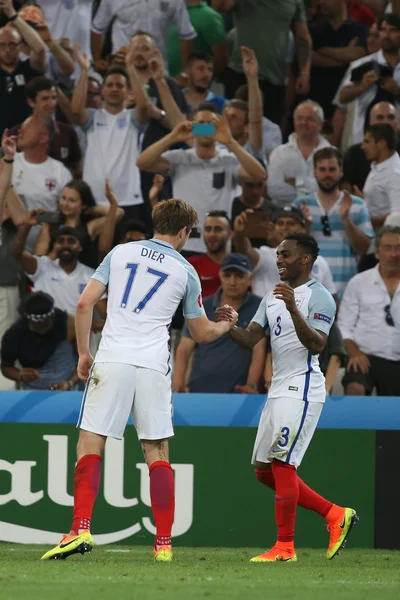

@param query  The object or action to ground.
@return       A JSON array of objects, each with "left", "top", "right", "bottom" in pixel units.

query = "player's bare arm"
[
  {"left": 274, "top": 283, "right": 327, "bottom": 355},
  {"left": 216, "top": 307, "right": 266, "bottom": 348},
  {"left": 186, "top": 308, "right": 238, "bottom": 344},
  {"left": 75, "top": 279, "right": 106, "bottom": 380}
]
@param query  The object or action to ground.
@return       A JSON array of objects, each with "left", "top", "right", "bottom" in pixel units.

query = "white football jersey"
[
  {"left": 252, "top": 279, "right": 336, "bottom": 402},
  {"left": 92, "top": 239, "right": 205, "bottom": 374}
]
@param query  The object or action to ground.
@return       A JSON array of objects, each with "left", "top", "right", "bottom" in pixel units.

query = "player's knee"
[
  {"left": 141, "top": 438, "right": 169, "bottom": 467},
  {"left": 345, "top": 382, "right": 365, "bottom": 396},
  {"left": 76, "top": 430, "right": 106, "bottom": 460}
]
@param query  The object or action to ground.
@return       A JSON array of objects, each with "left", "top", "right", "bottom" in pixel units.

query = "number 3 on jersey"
[
  {"left": 274, "top": 315, "right": 282, "bottom": 336},
  {"left": 121, "top": 263, "right": 169, "bottom": 313}
]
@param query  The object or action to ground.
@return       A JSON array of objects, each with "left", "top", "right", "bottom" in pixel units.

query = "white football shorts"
[
  {"left": 251, "top": 396, "right": 323, "bottom": 468},
  {"left": 77, "top": 362, "right": 174, "bottom": 441}
]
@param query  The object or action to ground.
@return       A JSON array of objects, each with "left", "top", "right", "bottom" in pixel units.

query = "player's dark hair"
[
  {"left": 152, "top": 199, "right": 198, "bottom": 236},
  {"left": 190, "top": 101, "right": 221, "bottom": 119},
  {"left": 25, "top": 76, "right": 55, "bottom": 101},
  {"left": 224, "top": 99, "right": 249, "bottom": 124},
  {"left": 205, "top": 210, "right": 232, "bottom": 229},
  {"left": 284, "top": 233, "right": 320, "bottom": 263},
  {"left": 365, "top": 123, "right": 396, "bottom": 152},
  {"left": 313, "top": 147, "right": 343, "bottom": 168},
  {"left": 376, "top": 225, "right": 400, "bottom": 248},
  {"left": 123, "top": 219, "right": 148, "bottom": 236},
  {"left": 187, "top": 50, "right": 214, "bottom": 67},
  {"left": 103, "top": 67, "right": 129, "bottom": 87}
]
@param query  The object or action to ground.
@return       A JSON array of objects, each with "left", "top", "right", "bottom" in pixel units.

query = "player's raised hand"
[
  {"left": 74, "top": 44, "right": 91, "bottom": 72},
  {"left": 105, "top": 179, "right": 118, "bottom": 206},
  {"left": 149, "top": 174, "right": 165, "bottom": 207},
  {"left": 273, "top": 283, "right": 297, "bottom": 313},
  {"left": 148, "top": 49, "right": 165, "bottom": 82},
  {"left": 77, "top": 352, "right": 94, "bottom": 381},
  {"left": 214, "top": 114, "right": 234, "bottom": 146},
  {"left": 215, "top": 305, "right": 238, "bottom": 326}
]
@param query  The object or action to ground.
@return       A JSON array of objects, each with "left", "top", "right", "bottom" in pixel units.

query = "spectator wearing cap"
[
  {"left": 137, "top": 107, "right": 266, "bottom": 255},
  {"left": 308, "top": 0, "right": 368, "bottom": 120},
  {"left": 167, "top": 0, "right": 228, "bottom": 78},
  {"left": 183, "top": 51, "right": 227, "bottom": 113},
  {"left": 343, "top": 101, "right": 400, "bottom": 193},
  {"left": 188, "top": 210, "right": 231, "bottom": 298},
  {"left": 338, "top": 225, "right": 400, "bottom": 396},
  {"left": 335, "top": 14, "right": 400, "bottom": 146},
  {"left": 9, "top": 76, "right": 82, "bottom": 177},
  {"left": 215, "top": 0, "right": 312, "bottom": 125},
  {"left": 0, "top": 0, "right": 46, "bottom": 136},
  {"left": 293, "top": 147, "right": 373, "bottom": 298},
  {"left": 91, "top": 0, "right": 196, "bottom": 72},
  {"left": 233, "top": 205, "right": 337, "bottom": 301},
  {"left": 1, "top": 291, "right": 79, "bottom": 391},
  {"left": 12, "top": 217, "right": 95, "bottom": 314},
  {"left": 172, "top": 253, "right": 265, "bottom": 393},
  {"left": 267, "top": 100, "right": 331, "bottom": 206}
]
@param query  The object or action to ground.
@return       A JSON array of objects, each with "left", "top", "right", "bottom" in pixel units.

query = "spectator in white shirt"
[
  {"left": 339, "top": 225, "right": 400, "bottom": 396},
  {"left": 36, "top": 0, "right": 94, "bottom": 60},
  {"left": 136, "top": 106, "right": 266, "bottom": 254},
  {"left": 71, "top": 47, "right": 151, "bottom": 223},
  {"left": 232, "top": 205, "right": 338, "bottom": 302},
  {"left": 11, "top": 115, "right": 72, "bottom": 252},
  {"left": 12, "top": 217, "right": 94, "bottom": 315},
  {"left": 91, "top": 0, "right": 196, "bottom": 72},
  {"left": 267, "top": 100, "right": 331, "bottom": 206},
  {"left": 362, "top": 123, "right": 400, "bottom": 229},
  {"left": 335, "top": 14, "right": 400, "bottom": 145}
]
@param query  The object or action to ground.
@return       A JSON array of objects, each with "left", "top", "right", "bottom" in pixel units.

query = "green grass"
[{"left": 0, "top": 545, "right": 399, "bottom": 600}]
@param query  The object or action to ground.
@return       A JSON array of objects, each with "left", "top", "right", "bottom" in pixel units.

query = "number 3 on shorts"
[
  {"left": 278, "top": 426, "right": 290, "bottom": 448},
  {"left": 121, "top": 263, "right": 169, "bottom": 312}
]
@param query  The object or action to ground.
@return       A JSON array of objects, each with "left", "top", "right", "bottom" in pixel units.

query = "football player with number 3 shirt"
[
  {"left": 41, "top": 199, "right": 238, "bottom": 563},
  {"left": 216, "top": 233, "right": 358, "bottom": 563}
]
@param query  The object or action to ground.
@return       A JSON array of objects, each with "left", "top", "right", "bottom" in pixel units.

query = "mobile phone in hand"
[
  {"left": 36, "top": 211, "right": 62, "bottom": 225},
  {"left": 192, "top": 123, "right": 216, "bottom": 136}
]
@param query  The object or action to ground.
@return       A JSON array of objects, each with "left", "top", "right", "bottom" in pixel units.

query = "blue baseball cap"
[
  {"left": 273, "top": 205, "right": 306, "bottom": 226},
  {"left": 220, "top": 253, "right": 252, "bottom": 273}
]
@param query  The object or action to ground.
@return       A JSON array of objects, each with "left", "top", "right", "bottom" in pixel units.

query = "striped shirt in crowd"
[{"left": 293, "top": 192, "right": 374, "bottom": 298}]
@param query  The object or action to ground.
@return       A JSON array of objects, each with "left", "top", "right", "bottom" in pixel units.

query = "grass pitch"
[{"left": 0, "top": 545, "right": 399, "bottom": 600}]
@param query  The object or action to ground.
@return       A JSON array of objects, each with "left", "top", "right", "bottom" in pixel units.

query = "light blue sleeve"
[
  {"left": 91, "top": 248, "right": 117, "bottom": 286},
  {"left": 308, "top": 285, "right": 337, "bottom": 335},
  {"left": 251, "top": 296, "right": 269, "bottom": 333},
  {"left": 183, "top": 266, "right": 205, "bottom": 320}
]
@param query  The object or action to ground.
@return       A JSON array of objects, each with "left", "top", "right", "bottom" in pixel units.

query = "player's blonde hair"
[{"left": 152, "top": 199, "right": 199, "bottom": 236}]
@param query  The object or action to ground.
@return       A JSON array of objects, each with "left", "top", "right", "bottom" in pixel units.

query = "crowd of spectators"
[{"left": 0, "top": 0, "right": 399, "bottom": 397}]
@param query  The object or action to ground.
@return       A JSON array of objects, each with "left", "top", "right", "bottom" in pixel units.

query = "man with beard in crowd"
[{"left": 12, "top": 216, "right": 95, "bottom": 314}]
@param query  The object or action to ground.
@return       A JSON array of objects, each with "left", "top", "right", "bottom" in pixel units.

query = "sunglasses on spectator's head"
[
  {"left": 384, "top": 305, "right": 394, "bottom": 327},
  {"left": 321, "top": 215, "right": 331, "bottom": 237}
]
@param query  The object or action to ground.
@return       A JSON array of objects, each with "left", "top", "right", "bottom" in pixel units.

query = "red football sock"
[
  {"left": 149, "top": 460, "right": 175, "bottom": 548},
  {"left": 271, "top": 461, "right": 299, "bottom": 544},
  {"left": 255, "top": 468, "right": 333, "bottom": 518},
  {"left": 71, "top": 454, "right": 101, "bottom": 534}
]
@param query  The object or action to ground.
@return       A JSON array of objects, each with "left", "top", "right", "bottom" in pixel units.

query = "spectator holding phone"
[
  {"left": 34, "top": 179, "right": 124, "bottom": 268},
  {"left": 335, "top": 14, "right": 400, "bottom": 145},
  {"left": 12, "top": 217, "right": 95, "bottom": 315},
  {"left": 136, "top": 106, "right": 266, "bottom": 254},
  {"left": 10, "top": 115, "right": 72, "bottom": 252}
]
